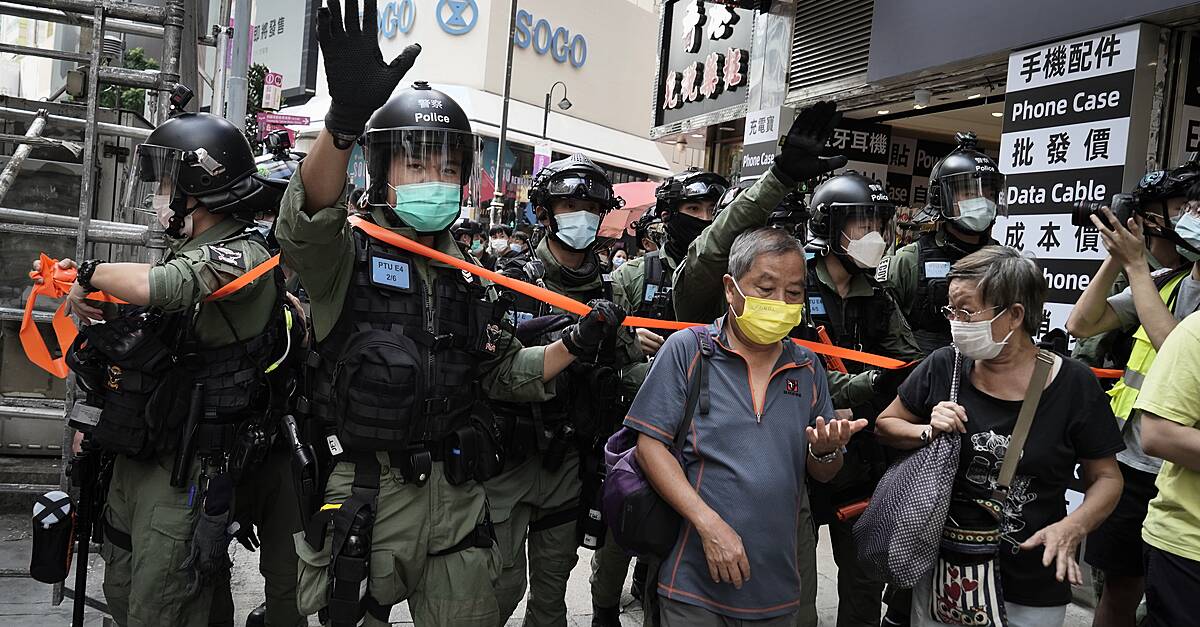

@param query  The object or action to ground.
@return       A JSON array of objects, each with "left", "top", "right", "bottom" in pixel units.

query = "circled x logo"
[{"left": 437, "top": 0, "right": 477, "bottom": 36}]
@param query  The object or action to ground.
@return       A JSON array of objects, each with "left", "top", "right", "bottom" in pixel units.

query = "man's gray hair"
[
  {"left": 947, "top": 245, "right": 1047, "bottom": 336},
  {"left": 728, "top": 227, "right": 806, "bottom": 279}
]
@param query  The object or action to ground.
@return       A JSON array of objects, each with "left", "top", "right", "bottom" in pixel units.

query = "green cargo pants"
[
  {"left": 486, "top": 450, "right": 582, "bottom": 627},
  {"left": 295, "top": 455, "right": 500, "bottom": 627},
  {"left": 209, "top": 447, "right": 305, "bottom": 627},
  {"left": 589, "top": 530, "right": 631, "bottom": 609},
  {"left": 100, "top": 453, "right": 210, "bottom": 627}
]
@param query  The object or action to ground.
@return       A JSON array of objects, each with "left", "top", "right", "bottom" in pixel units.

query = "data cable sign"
[{"left": 997, "top": 23, "right": 1158, "bottom": 338}]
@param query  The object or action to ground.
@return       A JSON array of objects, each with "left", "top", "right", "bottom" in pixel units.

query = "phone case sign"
[
  {"left": 997, "top": 23, "right": 1156, "bottom": 338},
  {"left": 656, "top": 0, "right": 754, "bottom": 127}
]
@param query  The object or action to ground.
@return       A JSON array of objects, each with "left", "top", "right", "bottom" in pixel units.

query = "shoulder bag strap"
[
  {"left": 672, "top": 327, "right": 709, "bottom": 450},
  {"left": 993, "top": 349, "right": 1055, "bottom": 500}
]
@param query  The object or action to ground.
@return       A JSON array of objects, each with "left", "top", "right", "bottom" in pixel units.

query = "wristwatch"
[
  {"left": 808, "top": 443, "right": 840, "bottom": 464},
  {"left": 919, "top": 425, "right": 933, "bottom": 445},
  {"left": 76, "top": 259, "right": 105, "bottom": 294}
]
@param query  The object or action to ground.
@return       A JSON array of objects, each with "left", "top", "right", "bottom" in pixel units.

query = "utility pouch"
[
  {"left": 29, "top": 491, "right": 74, "bottom": 584},
  {"left": 332, "top": 330, "right": 425, "bottom": 452},
  {"left": 443, "top": 424, "right": 477, "bottom": 486}
]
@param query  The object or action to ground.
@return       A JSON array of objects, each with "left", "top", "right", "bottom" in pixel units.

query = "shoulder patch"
[
  {"left": 875, "top": 256, "right": 891, "bottom": 282},
  {"left": 204, "top": 244, "right": 246, "bottom": 270}
]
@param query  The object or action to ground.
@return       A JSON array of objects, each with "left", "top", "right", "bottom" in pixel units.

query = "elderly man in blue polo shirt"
[{"left": 626, "top": 226, "right": 866, "bottom": 626}]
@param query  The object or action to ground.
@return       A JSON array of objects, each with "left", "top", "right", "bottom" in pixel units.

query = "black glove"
[
  {"left": 515, "top": 313, "right": 574, "bottom": 345},
  {"left": 773, "top": 100, "right": 848, "bottom": 184},
  {"left": 234, "top": 519, "right": 260, "bottom": 552},
  {"left": 871, "top": 361, "right": 921, "bottom": 400},
  {"left": 316, "top": 0, "right": 421, "bottom": 141},
  {"left": 563, "top": 300, "right": 626, "bottom": 357},
  {"left": 179, "top": 473, "right": 236, "bottom": 597}
]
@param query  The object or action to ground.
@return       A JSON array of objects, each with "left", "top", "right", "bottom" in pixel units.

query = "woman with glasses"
[{"left": 876, "top": 246, "right": 1125, "bottom": 627}]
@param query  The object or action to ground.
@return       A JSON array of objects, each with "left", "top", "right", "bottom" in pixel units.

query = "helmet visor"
[
  {"left": 681, "top": 179, "right": 727, "bottom": 200},
  {"left": 545, "top": 172, "right": 617, "bottom": 205},
  {"left": 832, "top": 204, "right": 896, "bottom": 255},
  {"left": 363, "top": 128, "right": 480, "bottom": 208},
  {"left": 939, "top": 170, "right": 1008, "bottom": 219},
  {"left": 123, "top": 143, "right": 183, "bottom": 218}
]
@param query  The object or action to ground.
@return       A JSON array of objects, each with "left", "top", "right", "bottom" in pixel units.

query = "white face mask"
[
  {"left": 553, "top": 210, "right": 601, "bottom": 250},
  {"left": 490, "top": 238, "right": 509, "bottom": 253},
  {"left": 950, "top": 307, "right": 1014, "bottom": 361},
  {"left": 954, "top": 197, "right": 998, "bottom": 233},
  {"left": 154, "top": 194, "right": 193, "bottom": 238},
  {"left": 1174, "top": 212, "right": 1200, "bottom": 262},
  {"left": 843, "top": 231, "right": 887, "bottom": 269}
]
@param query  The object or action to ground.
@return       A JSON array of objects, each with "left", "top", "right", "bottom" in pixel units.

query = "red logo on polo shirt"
[{"left": 784, "top": 378, "right": 800, "bottom": 396}]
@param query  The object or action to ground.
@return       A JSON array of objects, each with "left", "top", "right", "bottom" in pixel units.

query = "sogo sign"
[{"left": 514, "top": 9, "right": 587, "bottom": 68}]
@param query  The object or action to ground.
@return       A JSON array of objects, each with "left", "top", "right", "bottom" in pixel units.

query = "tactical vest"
[
  {"left": 909, "top": 232, "right": 959, "bottom": 354},
  {"left": 1107, "top": 269, "right": 1189, "bottom": 425},
  {"left": 636, "top": 250, "right": 675, "bottom": 320},
  {"left": 75, "top": 235, "right": 283, "bottom": 460},
  {"left": 490, "top": 257, "right": 617, "bottom": 469},
  {"left": 306, "top": 228, "right": 500, "bottom": 454},
  {"left": 804, "top": 257, "right": 892, "bottom": 371}
]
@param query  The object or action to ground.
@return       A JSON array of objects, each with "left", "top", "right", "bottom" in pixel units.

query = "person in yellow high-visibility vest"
[{"left": 1067, "top": 162, "right": 1200, "bottom": 627}]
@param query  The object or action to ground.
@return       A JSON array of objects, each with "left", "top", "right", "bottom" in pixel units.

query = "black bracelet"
[
  {"left": 329, "top": 131, "right": 359, "bottom": 151},
  {"left": 76, "top": 259, "right": 104, "bottom": 294}
]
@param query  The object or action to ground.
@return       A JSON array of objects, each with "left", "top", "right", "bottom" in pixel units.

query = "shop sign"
[
  {"left": 1170, "top": 33, "right": 1200, "bottom": 161},
  {"left": 250, "top": 0, "right": 319, "bottom": 106},
  {"left": 533, "top": 141, "right": 553, "bottom": 177},
  {"left": 514, "top": 9, "right": 588, "bottom": 68},
  {"left": 739, "top": 106, "right": 792, "bottom": 180},
  {"left": 261, "top": 72, "right": 283, "bottom": 111},
  {"left": 826, "top": 120, "right": 891, "bottom": 185},
  {"left": 997, "top": 23, "right": 1152, "bottom": 341},
  {"left": 655, "top": 0, "right": 754, "bottom": 127},
  {"left": 437, "top": 0, "right": 478, "bottom": 36},
  {"left": 256, "top": 113, "right": 309, "bottom": 143}
]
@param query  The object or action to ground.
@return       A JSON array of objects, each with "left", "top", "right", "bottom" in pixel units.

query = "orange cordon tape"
[{"left": 21, "top": 253, "right": 280, "bottom": 378}]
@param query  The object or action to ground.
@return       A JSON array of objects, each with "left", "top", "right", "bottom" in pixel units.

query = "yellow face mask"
[{"left": 730, "top": 279, "right": 805, "bottom": 345}]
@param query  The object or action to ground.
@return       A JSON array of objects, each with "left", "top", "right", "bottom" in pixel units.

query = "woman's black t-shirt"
[{"left": 897, "top": 346, "right": 1125, "bottom": 607}]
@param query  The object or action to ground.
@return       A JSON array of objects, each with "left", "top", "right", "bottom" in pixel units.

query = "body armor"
[
  {"left": 804, "top": 257, "right": 893, "bottom": 373},
  {"left": 636, "top": 250, "right": 675, "bottom": 320},
  {"left": 306, "top": 228, "right": 501, "bottom": 456},
  {"left": 909, "top": 232, "right": 959, "bottom": 354}
]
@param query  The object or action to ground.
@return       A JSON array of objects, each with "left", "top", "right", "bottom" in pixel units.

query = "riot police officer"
[
  {"left": 799, "top": 173, "right": 921, "bottom": 627},
  {"left": 486, "top": 154, "right": 634, "bottom": 627},
  {"left": 275, "top": 4, "right": 621, "bottom": 625},
  {"left": 47, "top": 107, "right": 286, "bottom": 626},
  {"left": 591, "top": 168, "right": 729, "bottom": 626},
  {"left": 881, "top": 132, "right": 1004, "bottom": 355}
]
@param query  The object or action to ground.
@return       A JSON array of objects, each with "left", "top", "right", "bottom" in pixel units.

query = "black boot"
[
  {"left": 592, "top": 604, "right": 622, "bottom": 627},
  {"left": 245, "top": 603, "right": 267, "bottom": 627}
]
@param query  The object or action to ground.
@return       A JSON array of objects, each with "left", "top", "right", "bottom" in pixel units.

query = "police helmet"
[
  {"left": 124, "top": 112, "right": 276, "bottom": 235},
  {"left": 713, "top": 179, "right": 754, "bottom": 218},
  {"left": 361, "top": 81, "right": 479, "bottom": 213},
  {"left": 807, "top": 172, "right": 895, "bottom": 267},
  {"left": 766, "top": 190, "right": 811, "bottom": 244},
  {"left": 650, "top": 168, "right": 729, "bottom": 221},
  {"left": 529, "top": 154, "right": 620, "bottom": 212},
  {"left": 928, "top": 132, "right": 1007, "bottom": 232}
]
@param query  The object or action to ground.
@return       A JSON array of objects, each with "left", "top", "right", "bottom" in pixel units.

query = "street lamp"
[{"left": 542, "top": 81, "right": 572, "bottom": 139}]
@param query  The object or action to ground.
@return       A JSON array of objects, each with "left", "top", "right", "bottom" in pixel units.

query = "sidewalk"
[{"left": 0, "top": 512, "right": 1095, "bottom": 626}]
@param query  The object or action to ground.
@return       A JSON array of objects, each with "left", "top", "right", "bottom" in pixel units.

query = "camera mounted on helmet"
[
  {"left": 530, "top": 154, "right": 620, "bottom": 252},
  {"left": 767, "top": 190, "right": 812, "bottom": 245},
  {"left": 807, "top": 171, "right": 895, "bottom": 272},
  {"left": 360, "top": 82, "right": 480, "bottom": 233},
  {"left": 929, "top": 131, "right": 1007, "bottom": 235},
  {"left": 123, "top": 112, "right": 274, "bottom": 238}
]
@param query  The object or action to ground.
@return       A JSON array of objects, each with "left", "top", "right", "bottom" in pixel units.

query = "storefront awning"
[{"left": 282, "top": 85, "right": 672, "bottom": 179}]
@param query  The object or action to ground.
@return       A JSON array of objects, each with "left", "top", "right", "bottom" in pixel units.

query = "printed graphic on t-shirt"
[{"left": 966, "top": 430, "right": 1037, "bottom": 548}]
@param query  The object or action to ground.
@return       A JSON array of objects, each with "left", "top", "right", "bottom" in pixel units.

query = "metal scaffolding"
[{"left": 0, "top": 0, "right": 188, "bottom": 618}]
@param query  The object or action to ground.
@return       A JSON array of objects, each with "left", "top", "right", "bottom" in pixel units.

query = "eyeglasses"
[{"left": 940, "top": 304, "right": 1001, "bottom": 322}]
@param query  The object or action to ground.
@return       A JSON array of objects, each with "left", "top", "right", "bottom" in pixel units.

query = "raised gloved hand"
[
  {"left": 774, "top": 100, "right": 848, "bottom": 184},
  {"left": 179, "top": 473, "right": 236, "bottom": 597},
  {"left": 515, "top": 313, "right": 574, "bottom": 345},
  {"left": 317, "top": 0, "right": 421, "bottom": 141},
  {"left": 562, "top": 300, "right": 627, "bottom": 357}
]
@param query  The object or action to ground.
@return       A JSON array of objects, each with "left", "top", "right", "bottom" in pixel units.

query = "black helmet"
[
  {"left": 650, "top": 168, "right": 729, "bottom": 220},
  {"left": 124, "top": 112, "right": 275, "bottom": 236},
  {"left": 530, "top": 154, "right": 620, "bottom": 252},
  {"left": 766, "top": 190, "right": 811, "bottom": 244},
  {"left": 928, "top": 132, "right": 1006, "bottom": 233},
  {"left": 361, "top": 81, "right": 478, "bottom": 216},
  {"left": 808, "top": 172, "right": 895, "bottom": 270},
  {"left": 451, "top": 217, "right": 484, "bottom": 240}
]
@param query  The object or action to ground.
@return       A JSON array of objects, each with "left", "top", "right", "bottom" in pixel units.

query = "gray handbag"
[{"left": 853, "top": 348, "right": 964, "bottom": 588}]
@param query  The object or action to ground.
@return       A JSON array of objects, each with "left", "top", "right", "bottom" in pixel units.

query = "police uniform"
[
  {"left": 486, "top": 235, "right": 640, "bottom": 626},
  {"left": 880, "top": 227, "right": 997, "bottom": 355},
  {"left": 93, "top": 217, "right": 279, "bottom": 627},
  {"left": 276, "top": 172, "right": 555, "bottom": 626}
]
